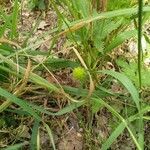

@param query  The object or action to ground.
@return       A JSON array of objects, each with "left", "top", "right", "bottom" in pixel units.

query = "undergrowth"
[{"left": 0, "top": 0, "right": 150, "bottom": 149}]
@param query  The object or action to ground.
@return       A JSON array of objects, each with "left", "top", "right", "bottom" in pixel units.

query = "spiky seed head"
[{"left": 73, "top": 67, "right": 87, "bottom": 81}]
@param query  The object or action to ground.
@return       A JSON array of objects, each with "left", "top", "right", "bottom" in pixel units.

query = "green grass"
[{"left": 0, "top": 0, "right": 150, "bottom": 149}]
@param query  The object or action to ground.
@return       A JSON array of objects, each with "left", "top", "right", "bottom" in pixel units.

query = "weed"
[{"left": 0, "top": 0, "right": 150, "bottom": 149}]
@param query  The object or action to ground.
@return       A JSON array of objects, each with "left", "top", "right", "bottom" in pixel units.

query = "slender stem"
[
  {"left": 138, "top": 0, "right": 143, "bottom": 91},
  {"left": 138, "top": 1, "right": 144, "bottom": 149}
]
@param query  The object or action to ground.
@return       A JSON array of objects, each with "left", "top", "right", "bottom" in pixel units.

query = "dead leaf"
[{"left": 38, "top": 20, "right": 48, "bottom": 30}]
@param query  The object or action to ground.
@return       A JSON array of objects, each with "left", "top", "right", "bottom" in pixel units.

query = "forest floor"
[{"left": 0, "top": 1, "right": 150, "bottom": 150}]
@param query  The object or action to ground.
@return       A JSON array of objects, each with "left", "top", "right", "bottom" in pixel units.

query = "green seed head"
[{"left": 73, "top": 67, "right": 87, "bottom": 81}]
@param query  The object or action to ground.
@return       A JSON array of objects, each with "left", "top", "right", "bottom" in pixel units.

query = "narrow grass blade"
[
  {"left": 98, "top": 70, "right": 144, "bottom": 149},
  {"left": 98, "top": 70, "right": 140, "bottom": 110},
  {"left": 28, "top": 101, "right": 85, "bottom": 116},
  {"left": 105, "top": 30, "right": 137, "bottom": 52},
  {"left": 44, "top": 123, "right": 56, "bottom": 150},
  {"left": 10, "top": 0, "right": 19, "bottom": 39},
  {"left": 2, "top": 142, "right": 28, "bottom": 150},
  {"left": 0, "top": 54, "right": 59, "bottom": 92},
  {"left": 54, "top": 101, "right": 85, "bottom": 115},
  {"left": 101, "top": 113, "right": 138, "bottom": 150},
  {"left": 0, "top": 87, "right": 41, "bottom": 121},
  {"left": 4, "top": 101, "right": 84, "bottom": 117},
  {"left": 92, "top": 97, "right": 142, "bottom": 150},
  {"left": 58, "top": 6, "right": 150, "bottom": 36},
  {"left": 30, "top": 120, "right": 40, "bottom": 150},
  {"left": 102, "top": 122, "right": 125, "bottom": 150}
]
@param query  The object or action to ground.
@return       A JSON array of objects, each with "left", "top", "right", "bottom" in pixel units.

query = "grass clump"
[{"left": 0, "top": 0, "right": 150, "bottom": 149}]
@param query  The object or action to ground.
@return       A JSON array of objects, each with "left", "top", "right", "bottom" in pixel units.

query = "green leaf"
[
  {"left": 102, "top": 114, "right": 137, "bottom": 150},
  {"left": 102, "top": 122, "right": 125, "bottom": 150},
  {"left": 10, "top": 0, "right": 19, "bottom": 39},
  {"left": 91, "top": 98, "right": 102, "bottom": 113},
  {"left": 2, "top": 142, "right": 27, "bottom": 150},
  {"left": 52, "top": 101, "right": 85, "bottom": 116},
  {"left": 92, "top": 97, "right": 142, "bottom": 150},
  {"left": 0, "top": 54, "right": 59, "bottom": 92},
  {"left": 45, "top": 58, "right": 79, "bottom": 70},
  {"left": 38, "top": 0, "right": 46, "bottom": 10},
  {"left": 71, "top": 0, "right": 90, "bottom": 18},
  {"left": 30, "top": 120, "right": 40, "bottom": 150},
  {"left": 98, "top": 70, "right": 140, "bottom": 110},
  {"left": 105, "top": 30, "right": 137, "bottom": 52},
  {"left": 0, "top": 87, "right": 41, "bottom": 121},
  {"left": 60, "top": 6, "right": 150, "bottom": 34},
  {"left": 44, "top": 123, "right": 56, "bottom": 150}
]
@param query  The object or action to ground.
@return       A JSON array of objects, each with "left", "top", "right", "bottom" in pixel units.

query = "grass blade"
[
  {"left": 2, "top": 142, "right": 28, "bottom": 150},
  {"left": 98, "top": 70, "right": 140, "bottom": 110},
  {"left": 10, "top": 0, "right": 19, "bottom": 39},
  {"left": 102, "top": 113, "right": 139, "bottom": 150},
  {"left": 0, "top": 54, "right": 59, "bottom": 92},
  {"left": 0, "top": 87, "right": 41, "bottom": 121},
  {"left": 102, "top": 122, "right": 125, "bottom": 150},
  {"left": 44, "top": 123, "right": 56, "bottom": 150},
  {"left": 58, "top": 6, "right": 150, "bottom": 36},
  {"left": 92, "top": 97, "right": 142, "bottom": 150},
  {"left": 30, "top": 120, "right": 40, "bottom": 150},
  {"left": 105, "top": 30, "right": 137, "bottom": 52}
]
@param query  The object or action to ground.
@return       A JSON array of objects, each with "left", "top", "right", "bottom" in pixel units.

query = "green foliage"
[
  {"left": 117, "top": 59, "right": 150, "bottom": 87},
  {"left": 29, "top": 0, "right": 48, "bottom": 10},
  {"left": 105, "top": 30, "right": 137, "bottom": 52},
  {"left": 0, "top": 0, "right": 150, "bottom": 149},
  {"left": 96, "top": 70, "right": 144, "bottom": 150},
  {"left": 30, "top": 120, "right": 40, "bottom": 150},
  {"left": 108, "top": 0, "right": 136, "bottom": 10},
  {"left": 0, "top": 0, "right": 19, "bottom": 39},
  {"left": 0, "top": 87, "right": 41, "bottom": 120},
  {"left": 53, "top": 1, "right": 142, "bottom": 70},
  {"left": 2, "top": 143, "right": 27, "bottom": 150}
]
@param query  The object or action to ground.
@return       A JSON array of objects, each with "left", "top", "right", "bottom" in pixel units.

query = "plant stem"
[
  {"left": 138, "top": 1, "right": 144, "bottom": 149},
  {"left": 138, "top": 0, "right": 143, "bottom": 91}
]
